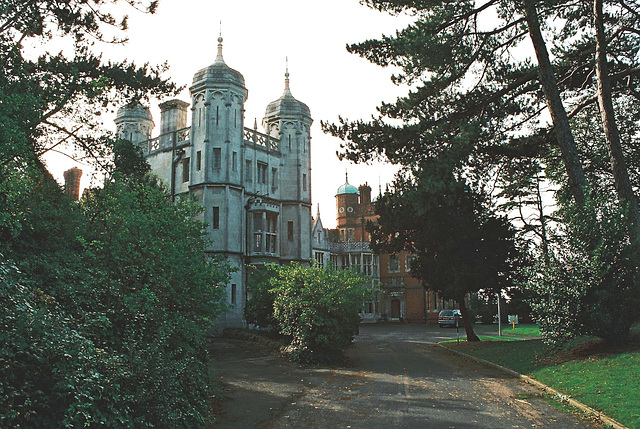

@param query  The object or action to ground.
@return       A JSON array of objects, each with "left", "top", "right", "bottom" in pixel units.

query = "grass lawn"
[
  {"left": 500, "top": 323, "right": 540, "bottom": 337},
  {"left": 443, "top": 325, "right": 640, "bottom": 428}
]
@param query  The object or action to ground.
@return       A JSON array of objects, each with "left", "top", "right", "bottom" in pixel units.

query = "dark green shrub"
[
  {"left": 270, "top": 264, "right": 371, "bottom": 364},
  {"left": 244, "top": 265, "right": 279, "bottom": 333},
  {"left": 524, "top": 191, "right": 640, "bottom": 346}
]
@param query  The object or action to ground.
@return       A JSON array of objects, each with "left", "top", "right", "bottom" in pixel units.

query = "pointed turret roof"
[
  {"left": 192, "top": 36, "right": 245, "bottom": 88},
  {"left": 265, "top": 61, "right": 310, "bottom": 118}
]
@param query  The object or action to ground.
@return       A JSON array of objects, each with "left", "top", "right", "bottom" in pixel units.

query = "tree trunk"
[
  {"left": 458, "top": 294, "right": 480, "bottom": 342},
  {"left": 594, "top": 0, "right": 640, "bottom": 243},
  {"left": 522, "top": 0, "right": 587, "bottom": 207}
]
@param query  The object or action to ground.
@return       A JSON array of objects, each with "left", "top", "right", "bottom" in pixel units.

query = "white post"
[{"left": 497, "top": 292, "right": 502, "bottom": 336}]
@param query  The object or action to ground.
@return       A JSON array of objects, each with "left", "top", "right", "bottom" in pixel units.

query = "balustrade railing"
[
  {"left": 140, "top": 127, "right": 191, "bottom": 155},
  {"left": 243, "top": 127, "right": 279, "bottom": 152},
  {"left": 330, "top": 241, "right": 372, "bottom": 253},
  {"left": 139, "top": 126, "right": 278, "bottom": 155}
]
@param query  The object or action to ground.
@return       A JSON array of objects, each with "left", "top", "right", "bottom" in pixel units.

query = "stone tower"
[
  {"left": 263, "top": 66, "right": 313, "bottom": 262},
  {"left": 114, "top": 38, "right": 314, "bottom": 331},
  {"left": 336, "top": 173, "right": 360, "bottom": 241},
  {"left": 114, "top": 103, "right": 155, "bottom": 146}
]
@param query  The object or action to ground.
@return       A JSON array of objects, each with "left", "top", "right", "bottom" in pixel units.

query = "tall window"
[
  {"left": 389, "top": 255, "right": 399, "bottom": 273},
  {"left": 347, "top": 228, "right": 355, "bottom": 242},
  {"left": 266, "top": 213, "right": 277, "bottom": 253},
  {"left": 257, "top": 162, "right": 267, "bottom": 184},
  {"left": 315, "top": 252, "right": 325, "bottom": 265},
  {"left": 341, "top": 255, "right": 350, "bottom": 269},
  {"left": 351, "top": 254, "right": 361, "bottom": 272},
  {"left": 253, "top": 212, "right": 263, "bottom": 252},
  {"left": 287, "top": 221, "right": 294, "bottom": 241},
  {"left": 363, "top": 254, "right": 374, "bottom": 276},
  {"left": 302, "top": 173, "right": 307, "bottom": 191},
  {"left": 212, "top": 206, "right": 220, "bottom": 230},
  {"left": 182, "top": 158, "right": 190, "bottom": 182},
  {"left": 271, "top": 168, "right": 278, "bottom": 192},
  {"left": 196, "top": 151, "right": 202, "bottom": 171},
  {"left": 406, "top": 255, "right": 416, "bottom": 272},
  {"left": 231, "top": 284, "right": 236, "bottom": 305},
  {"left": 213, "top": 148, "right": 221, "bottom": 169},
  {"left": 245, "top": 160, "right": 252, "bottom": 182},
  {"left": 232, "top": 151, "right": 238, "bottom": 172},
  {"left": 253, "top": 212, "right": 278, "bottom": 254}
]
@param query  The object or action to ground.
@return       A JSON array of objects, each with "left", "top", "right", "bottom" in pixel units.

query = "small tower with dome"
[
  {"left": 263, "top": 63, "right": 313, "bottom": 262},
  {"left": 336, "top": 172, "right": 359, "bottom": 234},
  {"left": 114, "top": 103, "right": 155, "bottom": 145}
]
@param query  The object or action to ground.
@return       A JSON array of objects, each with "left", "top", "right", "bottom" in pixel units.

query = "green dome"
[{"left": 336, "top": 176, "right": 359, "bottom": 195}]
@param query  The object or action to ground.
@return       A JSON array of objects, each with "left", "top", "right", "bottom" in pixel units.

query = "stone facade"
[{"left": 115, "top": 38, "right": 313, "bottom": 331}]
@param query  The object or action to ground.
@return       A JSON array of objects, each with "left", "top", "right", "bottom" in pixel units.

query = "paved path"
[{"left": 210, "top": 324, "right": 600, "bottom": 428}]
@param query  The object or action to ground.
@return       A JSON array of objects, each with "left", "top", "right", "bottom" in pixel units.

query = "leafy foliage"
[
  {"left": 369, "top": 169, "right": 520, "bottom": 341},
  {"left": 244, "top": 265, "right": 279, "bottom": 333},
  {"left": 247, "top": 264, "right": 372, "bottom": 364},
  {"left": 0, "top": 142, "right": 230, "bottom": 427},
  {"left": 524, "top": 190, "right": 640, "bottom": 346}
]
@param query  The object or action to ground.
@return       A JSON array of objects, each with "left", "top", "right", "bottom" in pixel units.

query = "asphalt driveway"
[{"left": 210, "top": 323, "right": 600, "bottom": 428}]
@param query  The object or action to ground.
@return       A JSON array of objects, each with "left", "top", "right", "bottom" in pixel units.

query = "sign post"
[
  {"left": 508, "top": 315, "right": 518, "bottom": 330},
  {"left": 497, "top": 293, "right": 502, "bottom": 337}
]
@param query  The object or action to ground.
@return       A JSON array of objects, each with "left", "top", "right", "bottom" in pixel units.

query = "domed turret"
[
  {"left": 192, "top": 37, "right": 246, "bottom": 90},
  {"left": 115, "top": 102, "right": 153, "bottom": 124},
  {"left": 264, "top": 67, "right": 311, "bottom": 120},
  {"left": 336, "top": 175, "right": 359, "bottom": 196},
  {"left": 114, "top": 102, "right": 154, "bottom": 145}
]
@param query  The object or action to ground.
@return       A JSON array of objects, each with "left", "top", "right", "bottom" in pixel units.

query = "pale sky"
[{"left": 43, "top": 0, "right": 415, "bottom": 228}]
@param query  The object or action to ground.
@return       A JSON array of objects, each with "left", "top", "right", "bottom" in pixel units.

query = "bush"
[
  {"left": 0, "top": 144, "right": 230, "bottom": 427},
  {"left": 244, "top": 265, "right": 279, "bottom": 333},
  {"left": 268, "top": 264, "right": 372, "bottom": 364},
  {"left": 524, "top": 191, "right": 640, "bottom": 346}
]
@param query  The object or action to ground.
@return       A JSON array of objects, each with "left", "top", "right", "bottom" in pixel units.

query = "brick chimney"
[
  {"left": 63, "top": 167, "right": 83, "bottom": 200},
  {"left": 359, "top": 183, "right": 372, "bottom": 204}
]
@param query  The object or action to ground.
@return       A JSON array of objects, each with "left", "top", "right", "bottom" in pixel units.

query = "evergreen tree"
[{"left": 369, "top": 169, "right": 519, "bottom": 342}]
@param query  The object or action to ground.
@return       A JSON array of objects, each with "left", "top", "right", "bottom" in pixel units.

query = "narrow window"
[
  {"left": 288, "top": 135, "right": 292, "bottom": 151},
  {"left": 212, "top": 206, "right": 220, "bottom": 230},
  {"left": 266, "top": 213, "right": 277, "bottom": 253},
  {"left": 245, "top": 160, "right": 252, "bottom": 182},
  {"left": 302, "top": 173, "right": 307, "bottom": 191},
  {"left": 182, "top": 158, "right": 190, "bottom": 182},
  {"left": 257, "top": 162, "right": 267, "bottom": 184},
  {"left": 389, "top": 255, "right": 399, "bottom": 273},
  {"left": 196, "top": 150, "right": 202, "bottom": 171},
  {"left": 231, "top": 284, "right": 236, "bottom": 305},
  {"left": 406, "top": 255, "right": 416, "bottom": 272},
  {"left": 287, "top": 221, "right": 294, "bottom": 241},
  {"left": 271, "top": 168, "right": 278, "bottom": 191},
  {"left": 216, "top": 106, "right": 219, "bottom": 126},
  {"left": 213, "top": 148, "right": 221, "bottom": 169},
  {"left": 232, "top": 151, "right": 238, "bottom": 171}
]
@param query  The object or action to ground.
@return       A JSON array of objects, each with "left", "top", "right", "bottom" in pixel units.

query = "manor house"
[{"left": 114, "top": 37, "right": 313, "bottom": 329}]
